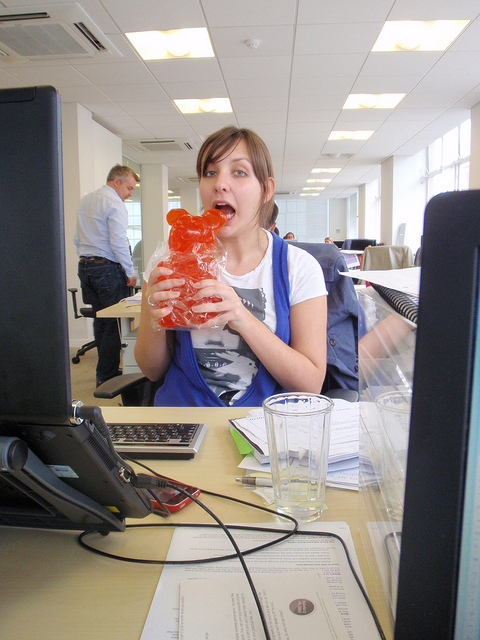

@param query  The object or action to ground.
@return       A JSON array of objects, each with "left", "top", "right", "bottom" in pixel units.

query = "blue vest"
[{"left": 154, "top": 232, "right": 291, "bottom": 407}]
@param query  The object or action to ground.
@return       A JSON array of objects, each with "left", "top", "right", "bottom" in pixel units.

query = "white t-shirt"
[{"left": 191, "top": 233, "right": 327, "bottom": 403}]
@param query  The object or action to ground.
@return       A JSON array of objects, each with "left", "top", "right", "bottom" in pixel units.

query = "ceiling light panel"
[
  {"left": 343, "top": 93, "right": 405, "bottom": 109},
  {"left": 328, "top": 131, "right": 374, "bottom": 141},
  {"left": 174, "top": 98, "right": 232, "bottom": 114},
  {"left": 372, "top": 21, "right": 470, "bottom": 52},
  {"left": 126, "top": 28, "right": 214, "bottom": 60}
]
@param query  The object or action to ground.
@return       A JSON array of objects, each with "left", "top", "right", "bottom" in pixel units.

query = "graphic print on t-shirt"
[{"left": 194, "top": 286, "right": 267, "bottom": 400}]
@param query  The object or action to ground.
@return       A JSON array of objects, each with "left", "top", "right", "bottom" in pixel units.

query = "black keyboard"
[{"left": 107, "top": 422, "right": 207, "bottom": 459}]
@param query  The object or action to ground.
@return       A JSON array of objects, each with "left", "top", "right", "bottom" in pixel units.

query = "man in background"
[{"left": 74, "top": 164, "right": 139, "bottom": 386}]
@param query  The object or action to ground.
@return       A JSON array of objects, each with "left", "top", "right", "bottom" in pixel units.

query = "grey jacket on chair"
[{"left": 291, "top": 242, "right": 359, "bottom": 393}]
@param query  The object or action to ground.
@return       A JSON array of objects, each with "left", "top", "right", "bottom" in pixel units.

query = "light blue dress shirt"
[{"left": 74, "top": 184, "right": 134, "bottom": 277}]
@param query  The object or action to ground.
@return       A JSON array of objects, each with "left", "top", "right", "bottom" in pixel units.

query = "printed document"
[{"left": 179, "top": 570, "right": 349, "bottom": 640}]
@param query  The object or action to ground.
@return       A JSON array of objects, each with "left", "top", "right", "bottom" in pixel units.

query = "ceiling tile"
[
  {"left": 351, "top": 74, "right": 420, "bottom": 93},
  {"left": 71, "top": 61, "right": 153, "bottom": 85},
  {"left": 295, "top": 23, "right": 383, "bottom": 55},
  {"left": 201, "top": 0, "right": 297, "bottom": 27},
  {"left": 297, "top": 0, "right": 394, "bottom": 24},
  {"left": 292, "top": 53, "right": 366, "bottom": 79},
  {"left": 59, "top": 85, "right": 111, "bottom": 103},
  {"left": 387, "top": 0, "right": 480, "bottom": 20},
  {"left": 219, "top": 55, "right": 291, "bottom": 80},
  {"left": 227, "top": 77, "right": 290, "bottom": 99},
  {"left": 6, "top": 64, "right": 92, "bottom": 87},
  {"left": 98, "top": 83, "right": 169, "bottom": 102},
  {"left": 161, "top": 80, "right": 228, "bottom": 100},
  {"left": 210, "top": 25, "right": 295, "bottom": 58},
  {"left": 147, "top": 58, "right": 223, "bottom": 84},
  {"left": 361, "top": 51, "right": 443, "bottom": 77},
  {"left": 100, "top": 0, "right": 205, "bottom": 32}
]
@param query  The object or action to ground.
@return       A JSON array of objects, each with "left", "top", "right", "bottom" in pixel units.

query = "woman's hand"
[
  {"left": 135, "top": 266, "right": 179, "bottom": 381},
  {"left": 144, "top": 266, "right": 185, "bottom": 323},
  {"left": 190, "top": 279, "right": 252, "bottom": 331}
]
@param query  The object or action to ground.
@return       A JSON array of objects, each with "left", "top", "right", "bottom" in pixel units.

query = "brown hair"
[
  {"left": 196, "top": 126, "right": 274, "bottom": 227},
  {"left": 265, "top": 202, "right": 278, "bottom": 230},
  {"left": 106, "top": 164, "right": 140, "bottom": 183}
]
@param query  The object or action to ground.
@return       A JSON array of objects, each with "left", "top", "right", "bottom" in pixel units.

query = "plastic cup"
[
  {"left": 375, "top": 391, "right": 412, "bottom": 517},
  {"left": 263, "top": 393, "right": 334, "bottom": 521}
]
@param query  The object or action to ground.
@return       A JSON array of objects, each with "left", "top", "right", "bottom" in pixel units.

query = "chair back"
[
  {"left": 68, "top": 287, "right": 95, "bottom": 320},
  {"left": 80, "top": 284, "right": 93, "bottom": 306},
  {"left": 291, "top": 242, "right": 359, "bottom": 393}
]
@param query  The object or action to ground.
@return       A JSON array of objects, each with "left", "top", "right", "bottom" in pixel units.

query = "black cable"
[
  {"left": 123, "top": 457, "right": 301, "bottom": 559},
  {"left": 145, "top": 486, "right": 171, "bottom": 518},
  {"left": 134, "top": 473, "right": 274, "bottom": 640}
]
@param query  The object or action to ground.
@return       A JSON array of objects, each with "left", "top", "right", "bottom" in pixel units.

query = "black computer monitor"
[
  {"left": 0, "top": 86, "right": 151, "bottom": 532},
  {"left": 395, "top": 190, "right": 480, "bottom": 638}
]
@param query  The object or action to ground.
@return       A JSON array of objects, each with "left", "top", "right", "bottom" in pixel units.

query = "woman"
[{"left": 135, "top": 126, "right": 328, "bottom": 406}]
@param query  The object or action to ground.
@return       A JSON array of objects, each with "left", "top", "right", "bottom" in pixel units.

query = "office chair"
[
  {"left": 68, "top": 287, "right": 96, "bottom": 364},
  {"left": 94, "top": 241, "right": 359, "bottom": 405}
]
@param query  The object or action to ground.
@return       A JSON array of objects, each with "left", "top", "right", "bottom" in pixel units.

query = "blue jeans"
[{"left": 78, "top": 258, "right": 128, "bottom": 383}]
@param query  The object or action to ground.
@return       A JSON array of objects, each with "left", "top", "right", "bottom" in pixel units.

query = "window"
[
  {"left": 275, "top": 198, "right": 329, "bottom": 242},
  {"left": 168, "top": 198, "right": 181, "bottom": 211},
  {"left": 426, "top": 120, "right": 470, "bottom": 199}
]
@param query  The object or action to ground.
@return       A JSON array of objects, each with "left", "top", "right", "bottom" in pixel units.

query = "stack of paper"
[
  {"left": 122, "top": 290, "right": 142, "bottom": 304},
  {"left": 230, "top": 399, "right": 359, "bottom": 491}
]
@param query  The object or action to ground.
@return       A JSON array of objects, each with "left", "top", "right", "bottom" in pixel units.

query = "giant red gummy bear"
[{"left": 156, "top": 208, "right": 227, "bottom": 328}]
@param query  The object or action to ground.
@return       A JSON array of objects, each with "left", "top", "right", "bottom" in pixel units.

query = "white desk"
[
  {"left": 0, "top": 407, "right": 391, "bottom": 640},
  {"left": 97, "top": 301, "right": 142, "bottom": 373}
]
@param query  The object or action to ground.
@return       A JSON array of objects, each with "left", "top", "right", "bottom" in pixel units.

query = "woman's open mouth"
[{"left": 214, "top": 203, "right": 235, "bottom": 220}]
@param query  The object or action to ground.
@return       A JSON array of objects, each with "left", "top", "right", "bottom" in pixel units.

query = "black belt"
[{"left": 79, "top": 256, "right": 118, "bottom": 265}]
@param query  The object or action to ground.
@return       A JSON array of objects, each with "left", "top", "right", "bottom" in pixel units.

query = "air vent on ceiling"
[
  {"left": 140, "top": 138, "right": 199, "bottom": 152},
  {"left": 0, "top": 3, "right": 121, "bottom": 59},
  {"left": 275, "top": 191, "right": 297, "bottom": 196}
]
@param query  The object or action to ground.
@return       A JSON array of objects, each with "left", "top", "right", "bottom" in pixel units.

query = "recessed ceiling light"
[
  {"left": 300, "top": 192, "right": 320, "bottom": 197},
  {"left": 328, "top": 131, "right": 373, "bottom": 141},
  {"left": 311, "top": 168, "right": 341, "bottom": 174},
  {"left": 174, "top": 98, "right": 232, "bottom": 114},
  {"left": 303, "top": 186, "right": 325, "bottom": 191},
  {"left": 307, "top": 178, "right": 332, "bottom": 184},
  {"left": 343, "top": 93, "right": 405, "bottom": 109},
  {"left": 126, "top": 28, "right": 214, "bottom": 60},
  {"left": 372, "top": 20, "right": 469, "bottom": 52}
]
